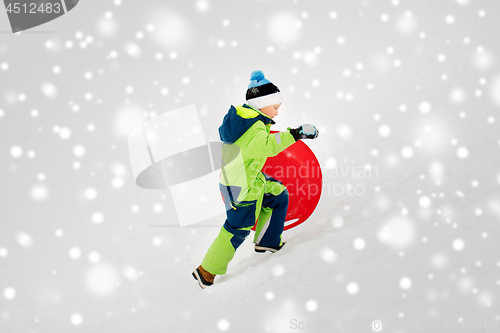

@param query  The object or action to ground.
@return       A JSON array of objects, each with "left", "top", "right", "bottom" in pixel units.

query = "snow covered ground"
[{"left": 1, "top": 0, "right": 500, "bottom": 332}]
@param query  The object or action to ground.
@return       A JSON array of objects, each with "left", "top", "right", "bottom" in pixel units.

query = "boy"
[{"left": 192, "top": 70, "right": 319, "bottom": 289}]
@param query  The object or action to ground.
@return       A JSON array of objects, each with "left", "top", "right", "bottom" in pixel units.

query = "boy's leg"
[
  {"left": 253, "top": 175, "right": 289, "bottom": 247},
  {"left": 253, "top": 206, "right": 272, "bottom": 244},
  {"left": 201, "top": 223, "right": 252, "bottom": 275},
  {"left": 201, "top": 200, "right": 259, "bottom": 275}
]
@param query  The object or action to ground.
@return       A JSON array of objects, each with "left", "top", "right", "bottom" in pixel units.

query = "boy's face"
[{"left": 259, "top": 103, "right": 281, "bottom": 119}]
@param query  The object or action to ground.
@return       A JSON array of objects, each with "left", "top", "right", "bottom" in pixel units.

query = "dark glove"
[{"left": 289, "top": 124, "right": 319, "bottom": 141}]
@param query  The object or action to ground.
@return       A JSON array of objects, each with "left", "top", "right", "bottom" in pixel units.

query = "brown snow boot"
[{"left": 192, "top": 265, "right": 216, "bottom": 289}]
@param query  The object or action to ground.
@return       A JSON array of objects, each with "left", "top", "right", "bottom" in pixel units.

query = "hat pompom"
[{"left": 250, "top": 70, "right": 265, "bottom": 81}]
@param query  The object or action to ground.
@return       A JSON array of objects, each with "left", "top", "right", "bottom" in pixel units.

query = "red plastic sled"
[{"left": 252, "top": 131, "right": 322, "bottom": 231}]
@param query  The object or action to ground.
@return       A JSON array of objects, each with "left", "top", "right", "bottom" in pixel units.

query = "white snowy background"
[{"left": 1, "top": 0, "right": 500, "bottom": 332}]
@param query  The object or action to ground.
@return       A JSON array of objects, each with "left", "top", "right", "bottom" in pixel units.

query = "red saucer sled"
[{"left": 252, "top": 131, "right": 323, "bottom": 231}]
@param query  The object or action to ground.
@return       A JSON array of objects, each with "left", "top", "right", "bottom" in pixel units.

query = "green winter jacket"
[{"left": 218, "top": 104, "right": 296, "bottom": 203}]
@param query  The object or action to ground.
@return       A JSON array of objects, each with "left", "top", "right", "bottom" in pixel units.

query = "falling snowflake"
[
  {"left": 456, "top": 147, "right": 469, "bottom": 159},
  {"left": 69, "top": 247, "right": 82, "bottom": 259},
  {"left": 452, "top": 239, "right": 465, "bottom": 251},
  {"left": 16, "top": 232, "right": 33, "bottom": 248},
  {"left": 320, "top": 247, "right": 337, "bottom": 264},
  {"left": 272, "top": 265, "right": 285, "bottom": 277},
  {"left": 265, "top": 291, "right": 274, "bottom": 301},
  {"left": 71, "top": 313, "right": 83, "bottom": 326},
  {"left": 30, "top": 184, "right": 49, "bottom": 201},
  {"left": 378, "top": 125, "right": 391, "bottom": 137},
  {"left": 10, "top": 146, "right": 22, "bottom": 158},
  {"left": 85, "top": 263, "right": 119, "bottom": 297},
  {"left": 3, "top": 288, "right": 16, "bottom": 300},
  {"left": 399, "top": 277, "right": 412, "bottom": 289},
  {"left": 331, "top": 216, "right": 344, "bottom": 228},
  {"left": 346, "top": 282, "right": 359, "bottom": 295},
  {"left": 217, "top": 319, "right": 230, "bottom": 331},
  {"left": 419, "top": 101, "right": 432, "bottom": 113},
  {"left": 85, "top": 188, "right": 97, "bottom": 200},
  {"left": 305, "top": 300, "right": 318, "bottom": 312},
  {"left": 377, "top": 216, "right": 416, "bottom": 249},
  {"left": 353, "top": 238, "right": 366, "bottom": 250},
  {"left": 88, "top": 252, "right": 101, "bottom": 263}
]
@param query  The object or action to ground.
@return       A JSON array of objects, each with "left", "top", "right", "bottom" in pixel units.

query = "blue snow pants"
[{"left": 201, "top": 173, "right": 288, "bottom": 275}]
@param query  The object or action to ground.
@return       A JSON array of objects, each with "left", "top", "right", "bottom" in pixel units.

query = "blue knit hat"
[{"left": 246, "top": 70, "right": 283, "bottom": 110}]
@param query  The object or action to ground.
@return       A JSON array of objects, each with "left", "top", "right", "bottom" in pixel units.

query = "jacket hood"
[{"left": 218, "top": 104, "right": 274, "bottom": 143}]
